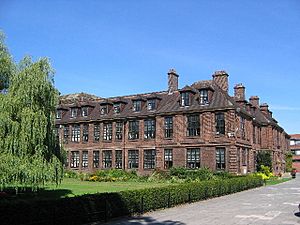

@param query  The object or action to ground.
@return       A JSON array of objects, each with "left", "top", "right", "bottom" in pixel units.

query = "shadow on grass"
[
  {"left": 102, "top": 216, "right": 186, "bottom": 225},
  {"left": 1, "top": 188, "right": 73, "bottom": 200}
]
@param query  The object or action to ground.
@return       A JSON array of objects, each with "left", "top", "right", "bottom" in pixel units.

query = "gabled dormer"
[
  {"left": 131, "top": 96, "right": 146, "bottom": 112},
  {"left": 146, "top": 94, "right": 162, "bottom": 111},
  {"left": 56, "top": 106, "right": 68, "bottom": 120},
  {"left": 70, "top": 107, "right": 79, "bottom": 118},
  {"left": 99, "top": 100, "right": 113, "bottom": 115},
  {"left": 198, "top": 86, "right": 214, "bottom": 105},
  {"left": 179, "top": 86, "right": 196, "bottom": 107},
  {"left": 80, "top": 102, "right": 95, "bottom": 117},
  {"left": 112, "top": 99, "right": 127, "bottom": 114}
]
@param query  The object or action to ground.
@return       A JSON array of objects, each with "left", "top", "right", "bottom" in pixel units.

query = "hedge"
[{"left": 0, "top": 176, "right": 263, "bottom": 225}]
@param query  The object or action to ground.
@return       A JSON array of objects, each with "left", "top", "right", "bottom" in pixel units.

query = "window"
[
  {"left": 115, "top": 122, "right": 123, "bottom": 140},
  {"left": 128, "top": 150, "right": 139, "bottom": 169},
  {"left": 147, "top": 99, "right": 156, "bottom": 110},
  {"left": 164, "top": 117, "right": 173, "bottom": 138},
  {"left": 94, "top": 123, "right": 100, "bottom": 142},
  {"left": 242, "top": 148, "right": 247, "bottom": 166},
  {"left": 82, "top": 124, "right": 89, "bottom": 142},
  {"left": 93, "top": 151, "right": 100, "bottom": 168},
  {"left": 102, "top": 150, "right": 112, "bottom": 168},
  {"left": 164, "top": 149, "right": 173, "bottom": 169},
  {"left": 181, "top": 92, "right": 190, "bottom": 106},
  {"left": 128, "top": 120, "right": 139, "bottom": 140},
  {"left": 63, "top": 126, "right": 69, "bottom": 144},
  {"left": 113, "top": 103, "right": 121, "bottom": 114},
  {"left": 144, "top": 149, "right": 156, "bottom": 169},
  {"left": 70, "top": 151, "right": 79, "bottom": 168},
  {"left": 253, "top": 126, "right": 256, "bottom": 144},
  {"left": 71, "top": 124, "right": 80, "bottom": 142},
  {"left": 65, "top": 151, "right": 69, "bottom": 167},
  {"left": 70, "top": 108, "right": 78, "bottom": 118},
  {"left": 56, "top": 110, "right": 62, "bottom": 119},
  {"left": 82, "top": 151, "right": 88, "bottom": 168},
  {"left": 215, "top": 112, "right": 225, "bottom": 135},
  {"left": 82, "top": 107, "right": 88, "bottom": 117},
  {"left": 133, "top": 100, "right": 142, "bottom": 112},
  {"left": 100, "top": 105, "right": 108, "bottom": 115},
  {"left": 144, "top": 119, "right": 155, "bottom": 139},
  {"left": 199, "top": 89, "right": 209, "bottom": 105},
  {"left": 187, "top": 114, "right": 200, "bottom": 136},
  {"left": 103, "top": 123, "right": 112, "bottom": 141},
  {"left": 54, "top": 127, "right": 59, "bottom": 145},
  {"left": 187, "top": 148, "right": 200, "bottom": 169},
  {"left": 240, "top": 117, "right": 246, "bottom": 139},
  {"left": 115, "top": 150, "right": 123, "bottom": 169},
  {"left": 216, "top": 148, "right": 225, "bottom": 170}
]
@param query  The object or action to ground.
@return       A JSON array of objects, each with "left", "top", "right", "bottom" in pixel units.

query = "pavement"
[{"left": 103, "top": 175, "right": 300, "bottom": 225}]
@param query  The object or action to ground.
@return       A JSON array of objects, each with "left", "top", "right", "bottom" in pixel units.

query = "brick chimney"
[
  {"left": 212, "top": 70, "right": 229, "bottom": 92},
  {"left": 234, "top": 83, "right": 245, "bottom": 101},
  {"left": 249, "top": 96, "right": 259, "bottom": 107},
  {"left": 168, "top": 69, "right": 179, "bottom": 93},
  {"left": 260, "top": 103, "right": 269, "bottom": 116}
]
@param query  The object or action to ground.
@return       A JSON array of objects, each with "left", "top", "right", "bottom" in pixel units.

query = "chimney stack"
[
  {"left": 260, "top": 103, "right": 269, "bottom": 116},
  {"left": 249, "top": 96, "right": 260, "bottom": 107},
  {"left": 212, "top": 70, "right": 229, "bottom": 92},
  {"left": 234, "top": 83, "right": 245, "bottom": 101},
  {"left": 168, "top": 69, "right": 179, "bottom": 93}
]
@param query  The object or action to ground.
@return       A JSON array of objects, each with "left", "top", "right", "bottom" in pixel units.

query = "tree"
[
  {"left": 256, "top": 151, "right": 272, "bottom": 172},
  {"left": 285, "top": 152, "right": 293, "bottom": 172},
  {"left": 0, "top": 32, "right": 14, "bottom": 92},
  {"left": 0, "top": 31, "right": 63, "bottom": 192}
]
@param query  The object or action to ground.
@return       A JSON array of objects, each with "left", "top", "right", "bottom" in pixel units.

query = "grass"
[
  {"left": 265, "top": 177, "right": 292, "bottom": 186},
  {"left": 47, "top": 178, "right": 170, "bottom": 196}
]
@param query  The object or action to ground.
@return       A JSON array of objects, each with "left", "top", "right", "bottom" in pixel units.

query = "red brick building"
[
  {"left": 290, "top": 134, "right": 300, "bottom": 172},
  {"left": 55, "top": 70, "right": 290, "bottom": 175}
]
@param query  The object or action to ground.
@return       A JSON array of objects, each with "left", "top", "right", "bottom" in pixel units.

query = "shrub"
[
  {"left": 64, "top": 170, "right": 78, "bottom": 179},
  {"left": 0, "top": 176, "right": 263, "bottom": 225}
]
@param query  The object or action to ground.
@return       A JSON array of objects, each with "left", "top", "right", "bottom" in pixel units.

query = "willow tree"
[{"left": 0, "top": 32, "right": 63, "bottom": 192}]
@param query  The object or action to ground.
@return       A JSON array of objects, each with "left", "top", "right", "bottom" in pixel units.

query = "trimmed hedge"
[{"left": 0, "top": 176, "right": 263, "bottom": 225}]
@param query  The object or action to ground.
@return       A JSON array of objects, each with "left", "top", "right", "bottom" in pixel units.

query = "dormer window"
[
  {"left": 199, "top": 89, "right": 209, "bottom": 105},
  {"left": 70, "top": 108, "right": 78, "bottom": 118},
  {"left": 147, "top": 99, "right": 156, "bottom": 111},
  {"left": 133, "top": 100, "right": 142, "bottom": 112},
  {"left": 56, "top": 110, "right": 62, "bottom": 119},
  {"left": 100, "top": 105, "right": 108, "bottom": 115},
  {"left": 82, "top": 107, "right": 88, "bottom": 117},
  {"left": 114, "top": 103, "right": 121, "bottom": 114},
  {"left": 181, "top": 92, "right": 190, "bottom": 107}
]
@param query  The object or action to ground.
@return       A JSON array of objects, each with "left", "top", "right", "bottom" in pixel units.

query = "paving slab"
[{"left": 102, "top": 176, "right": 300, "bottom": 225}]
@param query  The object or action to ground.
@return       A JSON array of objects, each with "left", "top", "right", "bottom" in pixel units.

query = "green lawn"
[
  {"left": 265, "top": 177, "right": 292, "bottom": 186},
  {"left": 41, "top": 178, "right": 170, "bottom": 198}
]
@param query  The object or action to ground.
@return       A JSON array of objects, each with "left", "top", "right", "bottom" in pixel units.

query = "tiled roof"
[{"left": 290, "top": 134, "right": 300, "bottom": 140}]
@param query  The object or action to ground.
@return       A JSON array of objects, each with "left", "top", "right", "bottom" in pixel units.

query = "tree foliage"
[
  {"left": 0, "top": 31, "right": 63, "bottom": 191},
  {"left": 285, "top": 152, "right": 293, "bottom": 172},
  {"left": 256, "top": 151, "right": 272, "bottom": 172}
]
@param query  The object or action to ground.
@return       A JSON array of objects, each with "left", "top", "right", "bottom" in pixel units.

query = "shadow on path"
[
  {"left": 103, "top": 216, "right": 186, "bottom": 225},
  {"left": 294, "top": 212, "right": 300, "bottom": 217}
]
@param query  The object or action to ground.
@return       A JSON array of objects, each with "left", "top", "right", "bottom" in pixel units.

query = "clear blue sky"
[{"left": 1, "top": 0, "right": 299, "bottom": 134}]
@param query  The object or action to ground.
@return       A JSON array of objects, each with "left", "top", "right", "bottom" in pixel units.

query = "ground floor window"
[
  {"left": 103, "top": 150, "right": 112, "bottom": 168},
  {"left": 186, "top": 148, "right": 200, "bottom": 169},
  {"left": 216, "top": 147, "right": 225, "bottom": 170},
  {"left": 144, "top": 149, "right": 156, "bottom": 169},
  {"left": 128, "top": 150, "right": 139, "bottom": 169},
  {"left": 82, "top": 151, "right": 88, "bottom": 168},
  {"left": 164, "top": 149, "right": 173, "bottom": 169},
  {"left": 70, "top": 151, "right": 79, "bottom": 168},
  {"left": 93, "top": 150, "right": 100, "bottom": 168},
  {"left": 242, "top": 148, "right": 247, "bottom": 166},
  {"left": 115, "top": 150, "right": 123, "bottom": 169}
]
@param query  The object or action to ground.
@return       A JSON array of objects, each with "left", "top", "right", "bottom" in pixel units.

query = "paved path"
[{"left": 104, "top": 176, "right": 300, "bottom": 225}]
